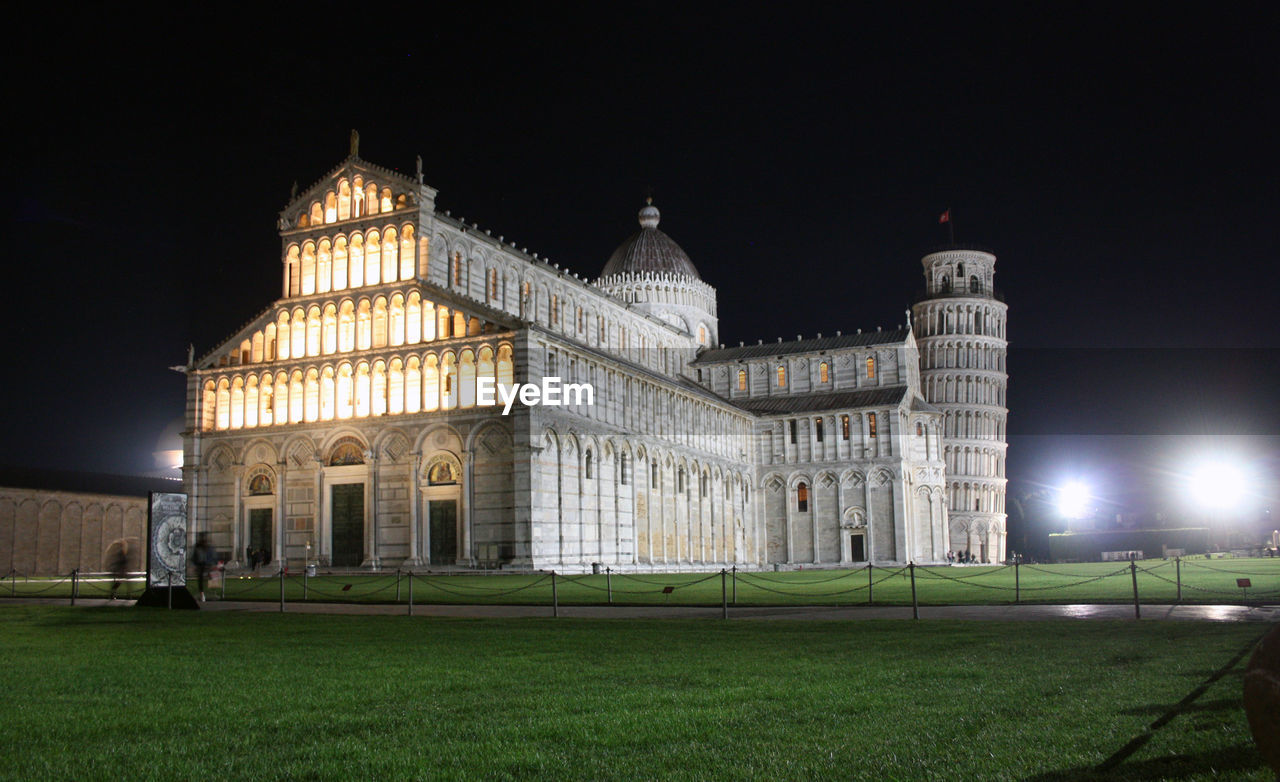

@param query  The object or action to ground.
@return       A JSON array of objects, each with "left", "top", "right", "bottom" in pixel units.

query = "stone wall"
[{"left": 0, "top": 487, "right": 148, "bottom": 576}]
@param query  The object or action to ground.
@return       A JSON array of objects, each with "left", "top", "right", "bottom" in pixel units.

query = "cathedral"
[{"left": 182, "top": 142, "right": 1008, "bottom": 572}]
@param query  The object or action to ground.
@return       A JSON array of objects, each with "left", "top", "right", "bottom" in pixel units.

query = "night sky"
[{"left": 7, "top": 6, "right": 1277, "bottom": 548}]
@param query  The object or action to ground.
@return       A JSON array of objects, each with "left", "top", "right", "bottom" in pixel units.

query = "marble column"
[
  {"left": 276, "top": 458, "right": 288, "bottom": 568},
  {"left": 405, "top": 453, "right": 422, "bottom": 567},
  {"left": 231, "top": 464, "right": 244, "bottom": 568}
]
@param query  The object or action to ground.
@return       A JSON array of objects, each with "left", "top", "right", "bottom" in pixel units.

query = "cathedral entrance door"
[
  {"left": 331, "top": 483, "right": 364, "bottom": 568},
  {"left": 428, "top": 500, "right": 457, "bottom": 565},
  {"left": 850, "top": 533, "right": 866, "bottom": 562},
  {"left": 248, "top": 509, "right": 273, "bottom": 561}
]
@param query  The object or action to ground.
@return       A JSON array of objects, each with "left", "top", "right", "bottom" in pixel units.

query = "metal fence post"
[
  {"left": 732, "top": 565, "right": 737, "bottom": 605},
  {"left": 551, "top": 571, "right": 559, "bottom": 618},
  {"left": 303, "top": 565, "right": 309, "bottom": 601},
  {"left": 606, "top": 567, "right": 612, "bottom": 605},
  {"left": 721, "top": 569, "right": 728, "bottom": 620},
  {"left": 221, "top": 567, "right": 226, "bottom": 601},
  {"left": 909, "top": 562, "right": 918, "bottom": 620},
  {"left": 867, "top": 564, "right": 874, "bottom": 606},
  {"left": 167, "top": 570, "right": 173, "bottom": 610},
  {"left": 1175, "top": 556, "right": 1181, "bottom": 602},
  {"left": 70, "top": 569, "right": 78, "bottom": 606},
  {"left": 1130, "top": 560, "right": 1141, "bottom": 619},
  {"left": 395, "top": 569, "right": 401, "bottom": 602},
  {"left": 279, "top": 568, "right": 285, "bottom": 613},
  {"left": 1015, "top": 559, "right": 1020, "bottom": 604},
  {"left": 407, "top": 571, "right": 414, "bottom": 616},
  {"left": 10, "top": 569, "right": 15, "bottom": 597}
]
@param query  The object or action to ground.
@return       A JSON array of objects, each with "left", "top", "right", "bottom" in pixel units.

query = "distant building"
[
  {"left": 0, "top": 468, "right": 180, "bottom": 575},
  {"left": 182, "top": 145, "right": 1008, "bottom": 571}
]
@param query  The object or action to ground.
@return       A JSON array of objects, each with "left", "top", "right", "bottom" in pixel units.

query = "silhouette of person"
[
  {"left": 193, "top": 533, "right": 213, "bottom": 602},
  {"left": 108, "top": 542, "right": 129, "bottom": 599}
]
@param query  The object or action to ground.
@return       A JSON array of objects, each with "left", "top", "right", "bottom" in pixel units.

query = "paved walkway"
[{"left": 8, "top": 597, "right": 1278, "bottom": 622}]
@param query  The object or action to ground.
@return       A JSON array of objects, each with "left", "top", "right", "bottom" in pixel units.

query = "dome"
[{"left": 599, "top": 201, "right": 701, "bottom": 280}]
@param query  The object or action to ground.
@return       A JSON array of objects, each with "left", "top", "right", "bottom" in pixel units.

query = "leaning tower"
[{"left": 911, "top": 248, "right": 1009, "bottom": 562}]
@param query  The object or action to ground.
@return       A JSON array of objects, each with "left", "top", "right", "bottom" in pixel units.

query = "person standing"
[
  {"left": 193, "top": 533, "right": 213, "bottom": 602},
  {"left": 108, "top": 542, "right": 129, "bottom": 599}
]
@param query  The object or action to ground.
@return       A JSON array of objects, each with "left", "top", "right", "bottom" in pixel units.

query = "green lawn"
[
  {"left": 12, "top": 557, "right": 1278, "bottom": 607},
  {"left": 0, "top": 606, "right": 1269, "bottom": 780}
]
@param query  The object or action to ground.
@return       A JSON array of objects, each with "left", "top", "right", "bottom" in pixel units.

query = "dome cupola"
[
  {"left": 599, "top": 200, "right": 701, "bottom": 280},
  {"left": 595, "top": 199, "right": 718, "bottom": 348}
]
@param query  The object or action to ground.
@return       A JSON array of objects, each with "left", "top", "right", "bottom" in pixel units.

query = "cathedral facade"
[{"left": 182, "top": 148, "right": 1007, "bottom": 571}]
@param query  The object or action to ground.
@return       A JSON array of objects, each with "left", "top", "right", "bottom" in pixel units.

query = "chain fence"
[{"left": 1, "top": 557, "right": 1274, "bottom": 614}]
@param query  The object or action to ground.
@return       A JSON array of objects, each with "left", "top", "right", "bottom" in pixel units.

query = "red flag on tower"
[{"left": 939, "top": 209, "right": 951, "bottom": 224}]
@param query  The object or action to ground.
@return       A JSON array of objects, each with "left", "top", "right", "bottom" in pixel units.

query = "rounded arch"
[
  {"left": 319, "top": 429, "right": 368, "bottom": 460},
  {"left": 465, "top": 418, "right": 514, "bottom": 454},
  {"left": 244, "top": 464, "right": 277, "bottom": 496},
  {"left": 413, "top": 422, "right": 465, "bottom": 456}
]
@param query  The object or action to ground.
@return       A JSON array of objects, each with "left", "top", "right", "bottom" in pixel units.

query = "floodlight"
[
  {"left": 1188, "top": 459, "right": 1249, "bottom": 511},
  {"left": 1058, "top": 481, "right": 1090, "bottom": 519}
]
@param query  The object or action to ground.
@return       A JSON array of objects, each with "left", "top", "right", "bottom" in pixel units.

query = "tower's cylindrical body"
[{"left": 911, "top": 248, "right": 1008, "bottom": 562}]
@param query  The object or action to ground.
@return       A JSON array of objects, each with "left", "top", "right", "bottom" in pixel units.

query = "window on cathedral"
[
  {"left": 815, "top": 417, "right": 824, "bottom": 442},
  {"left": 797, "top": 482, "right": 809, "bottom": 512},
  {"left": 651, "top": 462, "right": 659, "bottom": 489},
  {"left": 916, "top": 422, "right": 924, "bottom": 436},
  {"left": 585, "top": 452, "right": 593, "bottom": 480},
  {"left": 577, "top": 307, "right": 584, "bottom": 332},
  {"left": 866, "top": 357, "right": 876, "bottom": 379},
  {"left": 819, "top": 362, "right": 829, "bottom": 383},
  {"left": 619, "top": 453, "right": 629, "bottom": 485},
  {"left": 957, "top": 263, "right": 965, "bottom": 278},
  {"left": 737, "top": 369, "right": 746, "bottom": 391},
  {"left": 789, "top": 419, "right": 797, "bottom": 444},
  {"left": 248, "top": 474, "right": 273, "bottom": 495},
  {"left": 453, "top": 254, "right": 463, "bottom": 286},
  {"left": 678, "top": 468, "right": 685, "bottom": 493},
  {"left": 489, "top": 269, "right": 498, "bottom": 300},
  {"left": 868, "top": 413, "right": 878, "bottom": 438},
  {"left": 777, "top": 365, "right": 786, "bottom": 387},
  {"left": 700, "top": 473, "right": 708, "bottom": 496},
  {"left": 970, "top": 275, "right": 982, "bottom": 293},
  {"left": 841, "top": 415, "right": 850, "bottom": 440},
  {"left": 551, "top": 295, "right": 559, "bottom": 325}
]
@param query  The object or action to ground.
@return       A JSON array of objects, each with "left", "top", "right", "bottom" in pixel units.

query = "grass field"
[
  {"left": 10, "top": 557, "right": 1278, "bottom": 607},
  {"left": 0, "top": 606, "right": 1269, "bottom": 780}
]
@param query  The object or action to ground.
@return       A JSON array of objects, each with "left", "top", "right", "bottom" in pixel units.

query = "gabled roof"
[
  {"left": 692, "top": 328, "right": 911, "bottom": 364},
  {"left": 908, "top": 395, "right": 941, "bottom": 414},
  {"left": 279, "top": 155, "right": 423, "bottom": 226},
  {"left": 726, "top": 386, "right": 909, "bottom": 415}
]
